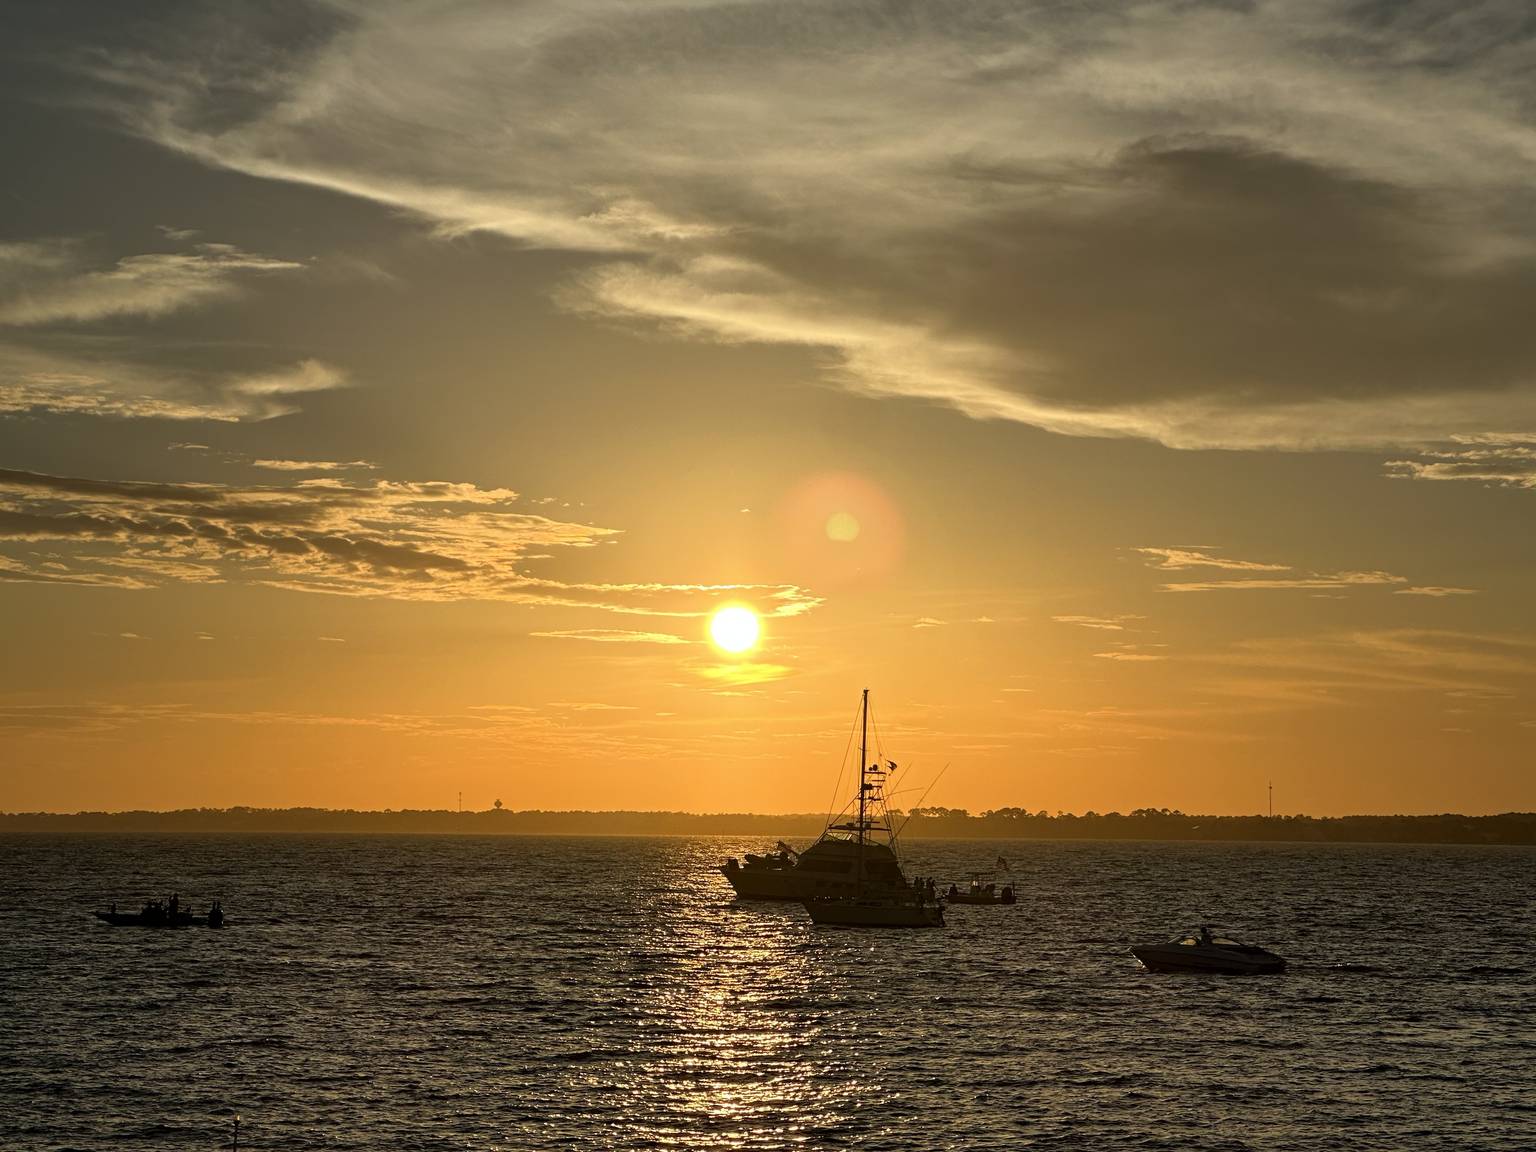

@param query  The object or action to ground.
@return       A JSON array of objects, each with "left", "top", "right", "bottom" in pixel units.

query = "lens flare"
[
  {"left": 825, "top": 511, "right": 860, "bottom": 542},
  {"left": 709, "top": 605, "right": 760, "bottom": 654}
]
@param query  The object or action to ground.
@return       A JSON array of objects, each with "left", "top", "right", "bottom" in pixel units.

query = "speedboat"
[{"left": 1131, "top": 928, "right": 1286, "bottom": 974}]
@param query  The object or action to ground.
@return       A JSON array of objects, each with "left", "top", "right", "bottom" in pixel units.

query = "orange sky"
[{"left": 3, "top": 2, "right": 1536, "bottom": 816}]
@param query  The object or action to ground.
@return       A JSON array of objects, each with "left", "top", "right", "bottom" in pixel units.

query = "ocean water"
[{"left": 0, "top": 835, "right": 1531, "bottom": 1151}]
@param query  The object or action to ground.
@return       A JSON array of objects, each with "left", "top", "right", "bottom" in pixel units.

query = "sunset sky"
[{"left": 4, "top": 1, "right": 1535, "bottom": 816}]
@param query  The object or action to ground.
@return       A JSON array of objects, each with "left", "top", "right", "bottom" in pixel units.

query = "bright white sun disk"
[{"left": 710, "top": 605, "right": 760, "bottom": 653}]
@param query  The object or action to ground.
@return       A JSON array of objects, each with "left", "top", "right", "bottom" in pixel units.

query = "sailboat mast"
[{"left": 857, "top": 687, "right": 868, "bottom": 890}]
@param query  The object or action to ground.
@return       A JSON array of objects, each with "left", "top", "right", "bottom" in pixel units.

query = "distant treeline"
[{"left": 1, "top": 806, "right": 1533, "bottom": 844}]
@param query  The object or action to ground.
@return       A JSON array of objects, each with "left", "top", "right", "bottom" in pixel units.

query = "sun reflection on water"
[{"left": 605, "top": 879, "right": 863, "bottom": 1147}]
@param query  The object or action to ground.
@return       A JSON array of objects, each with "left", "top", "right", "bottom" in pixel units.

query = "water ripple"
[{"left": 0, "top": 835, "right": 1531, "bottom": 1150}]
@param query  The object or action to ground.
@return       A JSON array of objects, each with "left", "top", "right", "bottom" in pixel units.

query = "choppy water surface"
[{"left": 0, "top": 836, "right": 1531, "bottom": 1150}]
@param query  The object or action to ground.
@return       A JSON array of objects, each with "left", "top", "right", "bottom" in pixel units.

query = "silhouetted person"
[{"left": 1199, "top": 925, "right": 1213, "bottom": 946}]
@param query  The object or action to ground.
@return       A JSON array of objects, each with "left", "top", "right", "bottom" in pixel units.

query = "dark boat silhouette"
[
  {"left": 94, "top": 901, "right": 225, "bottom": 929},
  {"left": 797, "top": 689, "right": 944, "bottom": 928},
  {"left": 1131, "top": 926, "right": 1285, "bottom": 974},
  {"left": 945, "top": 872, "right": 1016, "bottom": 905},
  {"left": 718, "top": 691, "right": 933, "bottom": 909}
]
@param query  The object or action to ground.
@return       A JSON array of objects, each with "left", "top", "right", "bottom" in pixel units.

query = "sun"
[{"left": 709, "top": 604, "right": 761, "bottom": 654}]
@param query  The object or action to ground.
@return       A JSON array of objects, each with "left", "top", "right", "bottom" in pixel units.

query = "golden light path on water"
[{"left": 564, "top": 841, "right": 870, "bottom": 1149}]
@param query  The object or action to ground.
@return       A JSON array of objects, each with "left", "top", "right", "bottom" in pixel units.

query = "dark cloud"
[
  {"left": 12, "top": 1, "right": 1536, "bottom": 450},
  {"left": 0, "top": 465, "right": 821, "bottom": 614}
]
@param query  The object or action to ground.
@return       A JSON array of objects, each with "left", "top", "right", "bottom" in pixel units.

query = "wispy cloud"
[
  {"left": 74, "top": 2, "right": 1536, "bottom": 452},
  {"left": 0, "top": 241, "right": 302, "bottom": 326},
  {"left": 1195, "top": 629, "right": 1536, "bottom": 704},
  {"left": 1053, "top": 614, "right": 1143, "bottom": 631},
  {"left": 531, "top": 629, "right": 689, "bottom": 644},
  {"left": 694, "top": 661, "right": 794, "bottom": 687},
  {"left": 0, "top": 465, "right": 820, "bottom": 616},
  {"left": 252, "top": 459, "right": 379, "bottom": 472},
  {"left": 1386, "top": 435, "right": 1536, "bottom": 488},
  {"left": 0, "top": 345, "right": 347, "bottom": 421},
  {"left": 1135, "top": 547, "right": 1289, "bottom": 572},
  {"left": 1134, "top": 546, "right": 1418, "bottom": 594},
  {"left": 1395, "top": 586, "right": 1479, "bottom": 597},
  {"left": 1163, "top": 571, "right": 1408, "bottom": 593}
]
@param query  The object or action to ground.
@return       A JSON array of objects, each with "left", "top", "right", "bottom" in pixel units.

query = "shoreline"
[{"left": 2, "top": 808, "right": 1532, "bottom": 845}]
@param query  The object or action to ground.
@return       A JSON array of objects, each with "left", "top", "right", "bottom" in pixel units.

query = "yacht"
[
  {"left": 796, "top": 689, "right": 943, "bottom": 928},
  {"left": 718, "top": 694, "right": 925, "bottom": 905},
  {"left": 1130, "top": 927, "right": 1286, "bottom": 974}
]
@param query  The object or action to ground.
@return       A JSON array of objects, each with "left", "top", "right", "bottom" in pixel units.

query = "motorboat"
[
  {"left": 794, "top": 689, "right": 944, "bottom": 929},
  {"left": 94, "top": 900, "right": 226, "bottom": 929},
  {"left": 1131, "top": 927, "right": 1285, "bottom": 974},
  {"left": 945, "top": 872, "right": 1016, "bottom": 905}
]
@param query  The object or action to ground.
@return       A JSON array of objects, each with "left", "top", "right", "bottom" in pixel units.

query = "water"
[{"left": 0, "top": 836, "right": 1531, "bottom": 1150}]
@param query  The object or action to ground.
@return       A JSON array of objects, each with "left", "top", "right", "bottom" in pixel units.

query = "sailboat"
[{"left": 798, "top": 689, "right": 944, "bottom": 928}]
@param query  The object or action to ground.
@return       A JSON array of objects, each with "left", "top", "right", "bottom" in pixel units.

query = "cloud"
[
  {"left": 1135, "top": 547, "right": 1289, "bottom": 572},
  {"left": 0, "top": 465, "right": 820, "bottom": 615},
  {"left": 913, "top": 617, "right": 945, "bottom": 629},
  {"left": 1386, "top": 435, "right": 1536, "bottom": 487},
  {"left": 531, "top": 629, "right": 689, "bottom": 644},
  {"left": 1094, "top": 651, "right": 1166, "bottom": 662},
  {"left": 0, "top": 241, "right": 302, "bottom": 326},
  {"left": 1163, "top": 571, "right": 1409, "bottom": 593},
  {"left": 0, "top": 345, "right": 348, "bottom": 421},
  {"left": 1395, "top": 586, "right": 1480, "bottom": 597},
  {"left": 1196, "top": 629, "right": 1536, "bottom": 704},
  {"left": 65, "top": 1, "right": 1536, "bottom": 452},
  {"left": 1137, "top": 545, "right": 1442, "bottom": 594},
  {"left": 252, "top": 459, "right": 379, "bottom": 472},
  {"left": 1053, "top": 614, "right": 1143, "bottom": 631},
  {"left": 694, "top": 661, "right": 795, "bottom": 687}
]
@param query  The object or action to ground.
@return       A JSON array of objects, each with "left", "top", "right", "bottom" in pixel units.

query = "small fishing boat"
[
  {"left": 945, "top": 872, "right": 1016, "bottom": 905},
  {"left": 94, "top": 900, "right": 225, "bottom": 929},
  {"left": 797, "top": 689, "right": 944, "bottom": 929},
  {"left": 1131, "top": 927, "right": 1285, "bottom": 974}
]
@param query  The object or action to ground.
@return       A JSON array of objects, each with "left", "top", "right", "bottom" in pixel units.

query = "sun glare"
[{"left": 709, "top": 605, "right": 760, "bottom": 654}]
